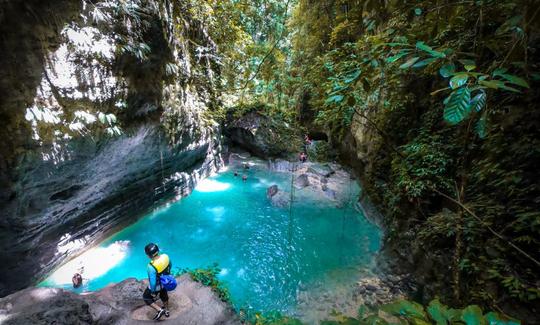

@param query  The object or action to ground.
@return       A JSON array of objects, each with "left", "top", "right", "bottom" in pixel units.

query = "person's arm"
[{"left": 147, "top": 264, "right": 158, "bottom": 292}]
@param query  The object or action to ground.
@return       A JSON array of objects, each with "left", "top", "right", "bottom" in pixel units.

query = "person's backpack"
[
  {"left": 150, "top": 255, "right": 177, "bottom": 291},
  {"left": 159, "top": 274, "right": 177, "bottom": 291}
]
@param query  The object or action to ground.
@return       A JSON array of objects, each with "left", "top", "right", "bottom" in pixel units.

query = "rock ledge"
[{"left": 0, "top": 275, "right": 239, "bottom": 325}]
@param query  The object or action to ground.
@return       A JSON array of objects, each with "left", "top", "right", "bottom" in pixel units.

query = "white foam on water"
[
  {"left": 48, "top": 241, "right": 130, "bottom": 285},
  {"left": 195, "top": 179, "right": 231, "bottom": 192}
]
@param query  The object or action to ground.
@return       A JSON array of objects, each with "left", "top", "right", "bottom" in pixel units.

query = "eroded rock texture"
[
  {"left": 0, "top": 1, "right": 223, "bottom": 296},
  {"left": 0, "top": 275, "right": 239, "bottom": 325}
]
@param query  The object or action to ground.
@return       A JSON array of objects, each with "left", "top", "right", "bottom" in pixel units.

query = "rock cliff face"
[
  {"left": 0, "top": 275, "right": 239, "bottom": 324},
  {"left": 0, "top": 1, "right": 223, "bottom": 296}
]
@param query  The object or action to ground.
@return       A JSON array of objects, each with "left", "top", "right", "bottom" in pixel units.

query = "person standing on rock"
[{"left": 143, "top": 243, "right": 172, "bottom": 320}]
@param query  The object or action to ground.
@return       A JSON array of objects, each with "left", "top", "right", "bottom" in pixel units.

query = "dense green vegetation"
[
  {"left": 203, "top": 0, "right": 539, "bottom": 321},
  {"left": 72, "top": 0, "right": 537, "bottom": 320},
  {"left": 4, "top": 0, "right": 538, "bottom": 322}
]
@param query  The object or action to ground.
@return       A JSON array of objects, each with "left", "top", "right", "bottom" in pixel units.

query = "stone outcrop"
[
  {"left": 266, "top": 185, "right": 291, "bottom": 208},
  {"left": 0, "top": 124, "right": 222, "bottom": 297},
  {"left": 0, "top": 275, "right": 239, "bottom": 325},
  {"left": 0, "top": 1, "right": 224, "bottom": 297},
  {"left": 224, "top": 111, "right": 300, "bottom": 159},
  {"left": 268, "top": 161, "right": 356, "bottom": 208}
]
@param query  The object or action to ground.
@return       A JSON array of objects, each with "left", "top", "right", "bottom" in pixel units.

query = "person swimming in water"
[
  {"left": 234, "top": 171, "right": 238, "bottom": 177},
  {"left": 242, "top": 174, "right": 247, "bottom": 181}
]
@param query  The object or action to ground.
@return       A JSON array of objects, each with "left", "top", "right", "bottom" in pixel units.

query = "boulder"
[
  {"left": 307, "top": 164, "right": 334, "bottom": 178},
  {"left": 268, "top": 187, "right": 291, "bottom": 208},
  {"left": 0, "top": 275, "right": 239, "bottom": 325},
  {"left": 267, "top": 185, "right": 279, "bottom": 198},
  {"left": 294, "top": 174, "right": 310, "bottom": 189},
  {"left": 224, "top": 111, "right": 299, "bottom": 159}
]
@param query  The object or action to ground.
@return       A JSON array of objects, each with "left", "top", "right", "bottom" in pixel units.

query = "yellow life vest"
[{"left": 150, "top": 254, "right": 170, "bottom": 274}]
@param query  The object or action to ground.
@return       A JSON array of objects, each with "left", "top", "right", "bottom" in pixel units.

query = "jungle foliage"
[
  {"left": 212, "top": 0, "right": 540, "bottom": 321},
  {"left": 276, "top": 0, "right": 540, "bottom": 320}
]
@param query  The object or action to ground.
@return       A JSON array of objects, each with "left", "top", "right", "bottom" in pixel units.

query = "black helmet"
[{"left": 145, "top": 243, "right": 159, "bottom": 257}]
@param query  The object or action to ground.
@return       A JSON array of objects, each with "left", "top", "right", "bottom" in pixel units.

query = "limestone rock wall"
[{"left": 0, "top": 0, "right": 224, "bottom": 296}]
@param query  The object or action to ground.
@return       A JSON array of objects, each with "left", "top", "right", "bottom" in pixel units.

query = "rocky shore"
[{"left": 0, "top": 274, "right": 239, "bottom": 325}]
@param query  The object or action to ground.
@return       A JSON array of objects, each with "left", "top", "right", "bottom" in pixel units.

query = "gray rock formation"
[
  {"left": 224, "top": 112, "right": 299, "bottom": 159},
  {"left": 0, "top": 275, "right": 239, "bottom": 325},
  {"left": 294, "top": 174, "right": 310, "bottom": 189},
  {"left": 0, "top": 124, "right": 222, "bottom": 297},
  {"left": 0, "top": 1, "right": 224, "bottom": 297},
  {"left": 268, "top": 159, "right": 295, "bottom": 172},
  {"left": 266, "top": 185, "right": 291, "bottom": 208}
]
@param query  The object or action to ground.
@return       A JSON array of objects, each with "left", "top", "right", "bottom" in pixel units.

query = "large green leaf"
[
  {"left": 498, "top": 74, "right": 530, "bottom": 88},
  {"left": 416, "top": 41, "right": 446, "bottom": 58},
  {"left": 427, "top": 299, "right": 449, "bottom": 325},
  {"left": 450, "top": 73, "right": 469, "bottom": 89},
  {"left": 470, "top": 90, "right": 487, "bottom": 112},
  {"left": 427, "top": 299, "right": 462, "bottom": 324},
  {"left": 325, "top": 95, "right": 344, "bottom": 104},
  {"left": 476, "top": 114, "right": 487, "bottom": 139},
  {"left": 381, "top": 300, "right": 427, "bottom": 319},
  {"left": 459, "top": 59, "right": 476, "bottom": 71},
  {"left": 399, "top": 57, "right": 420, "bottom": 69},
  {"left": 484, "top": 312, "right": 521, "bottom": 325},
  {"left": 440, "top": 64, "right": 456, "bottom": 78},
  {"left": 413, "top": 57, "right": 438, "bottom": 68},
  {"left": 343, "top": 69, "right": 361, "bottom": 84},
  {"left": 444, "top": 86, "right": 471, "bottom": 125},
  {"left": 385, "top": 51, "right": 409, "bottom": 63},
  {"left": 461, "top": 305, "right": 486, "bottom": 325}
]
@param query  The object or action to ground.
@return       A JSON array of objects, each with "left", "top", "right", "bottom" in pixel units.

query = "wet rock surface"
[
  {"left": 267, "top": 160, "right": 356, "bottom": 208},
  {"left": 0, "top": 124, "right": 222, "bottom": 296},
  {"left": 294, "top": 271, "right": 411, "bottom": 324},
  {"left": 0, "top": 275, "right": 239, "bottom": 325}
]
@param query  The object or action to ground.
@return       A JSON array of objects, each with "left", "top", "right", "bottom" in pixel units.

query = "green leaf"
[
  {"left": 444, "top": 86, "right": 472, "bottom": 125},
  {"left": 440, "top": 64, "right": 456, "bottom": 78},
  {"left": 343, "top": 69, "right": 361, "bottom": 84},
  {"left": 381, "top": 300, "right": 427, "bottom": 319},
  {"left": 325, "top": 95, "right": 344, "bottom": 104},
  {"left": 498, "top": 74, "right": 530, "bottom": 88},
  {"left": 484, "top": 312, "right": 521, "bottom": 325},
  {"left": 459, "top": 59, "right": 476, "bottom": 71},
  {"left": 476, "top": 114, "right": 487, "bottom": 139},
  {"left": 386, "top": 51, "right": 409, "bottom": 63},
  {"left": 427, "top": 299, "right": 449, "bottom": 325},
  {"left": 413, "top": 58, "right": 438, "bottom": 68},
  {"left": 492, "top": 68, "right": 508, "bottom": 77},
  {"left": 479, "top": 80, "right": 504, "bottom": 90},
  {"left": 450, "top": 73, "right": 469, "bottom": 89},
  {"left": 470, "top": 90, "right": 487, "bottom": 112},
  {"left": 399, "top": 57, "right": 420, "bottom": 69},
  {"left": 461, "top": 305, "right": 486, "bottom": 325},
  {"left": 416, "top": 41, "right": 446, "bottom": 58}
]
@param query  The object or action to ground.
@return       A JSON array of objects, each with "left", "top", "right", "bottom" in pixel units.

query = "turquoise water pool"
[{"left": 41, "top": 162, "right": 381, "bottom": 314}]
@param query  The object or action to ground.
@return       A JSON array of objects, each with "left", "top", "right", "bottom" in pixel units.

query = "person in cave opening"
[
  {"left": 143, "top": 243, "right": 171, "bottom": 321},
  {"left": 72, "top": 273, "right": 83, "bottom": 288}
]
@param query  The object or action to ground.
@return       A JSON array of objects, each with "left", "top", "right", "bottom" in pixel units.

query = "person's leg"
[
  {"left": 159, "top": 289, "right": 170, "bottom": 317},
  {"left": 143, "top": 288, "right": 163, "bottom": 312}
]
